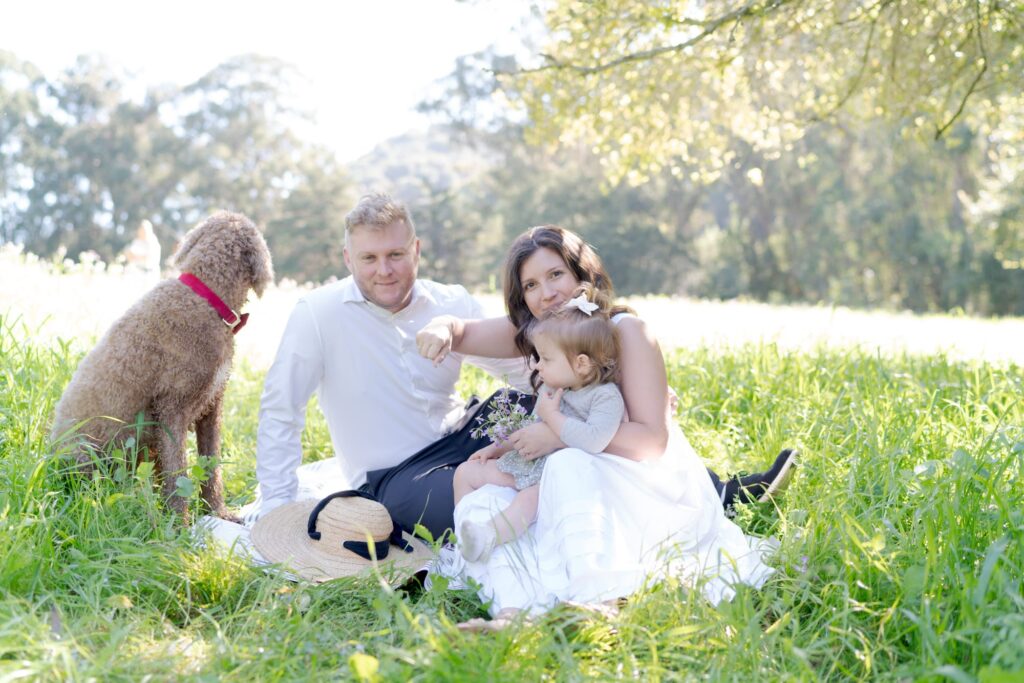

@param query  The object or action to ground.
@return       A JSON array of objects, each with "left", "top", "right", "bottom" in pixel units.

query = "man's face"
[{"left": 343, "top": 221, "right": 420, "bottom": 313}]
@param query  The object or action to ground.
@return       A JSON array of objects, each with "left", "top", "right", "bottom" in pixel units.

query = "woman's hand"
[
  {"left": 507, "top": 421, "right": 563, "bottom": 461},
  {"left": 416, "top": 316, "right": 463, "bottom": 365}
]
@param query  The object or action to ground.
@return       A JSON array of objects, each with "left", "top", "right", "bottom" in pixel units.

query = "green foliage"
[
  {"left": 504, "top": 0, "right": 1024, "bottom": 184},
  {"left": 397, "top": 112, "right": 1024, "bottom": 312},
  {"left": 0, "top": 52, "right": 354, "bottom": 284},
  {"left": 408, "top": 0, "right": 1024, "bottom": 315},
  {"left": 689, "top": 121, "right": 1024, "bottom": 314},
  {"left": 263, "top": 146, "right": 355, "bottom": 285},
  {"left": 347, "top": 125, "right": 506, "bottom": 287},
  {"left": 5, "top": 43, "right": 1023, "bottom": 315},
  {"left": 4, "top": 314, "right": 1022, "bottom": 679},
  {"left": 177, "top": 55, "right": 313, "bottom": 227},
  {"left": 4, "top": 54, "right": 188, "bottom": 262},
  {"left": 405, "top": 35, "right": 1024, "bottom": 314}
]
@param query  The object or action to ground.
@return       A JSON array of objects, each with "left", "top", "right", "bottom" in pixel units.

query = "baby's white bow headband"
[{"left": 565, "top": 294, "right": 599, "bottom": 316}]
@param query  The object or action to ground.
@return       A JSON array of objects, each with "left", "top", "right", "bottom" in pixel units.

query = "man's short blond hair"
[{"left": 344, "top": 193, "right": 415, "bottom": 247}]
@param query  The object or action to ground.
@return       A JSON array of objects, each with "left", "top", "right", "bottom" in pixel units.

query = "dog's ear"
[
  {"left": 173, "top": 216, "right": 212, "bottom": 269},
  {"left": 246, "top": 228, "right": 275, "bottom": 298}
]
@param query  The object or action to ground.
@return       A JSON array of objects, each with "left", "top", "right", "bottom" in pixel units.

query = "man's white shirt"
[{"left": 254, "top": 277, "right": 530, "bottom": 517}]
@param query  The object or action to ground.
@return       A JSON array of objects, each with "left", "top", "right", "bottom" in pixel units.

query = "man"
[
  {"left": 249, "top": 193, "right": 795, "bottom": 538},
  {"left": 250, "top": 193, "right": 530, "bottom": 535}
]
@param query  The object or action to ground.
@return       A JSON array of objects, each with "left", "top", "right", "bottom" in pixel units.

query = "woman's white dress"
[{"left": 453, "top": 319, "right": 776, "bottom": 615}]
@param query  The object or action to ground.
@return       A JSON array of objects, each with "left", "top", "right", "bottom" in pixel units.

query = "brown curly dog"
[{"left": 51, "top": 211, "right": 274, "bottom": 520}]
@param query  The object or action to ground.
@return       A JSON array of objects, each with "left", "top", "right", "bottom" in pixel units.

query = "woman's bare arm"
[
  {"left": 602, "top": 316, "right": 670, "bottom": 461},
  {"left": 418, "top": 315, "right": 521, "bottom": 363},
  {"left": 457, "top": 316, "right": 521, "bottom": 358}
]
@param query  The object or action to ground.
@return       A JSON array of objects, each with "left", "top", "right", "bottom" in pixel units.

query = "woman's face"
[{"left": 519, "top": 247, "right": 581, "bottom": 318}]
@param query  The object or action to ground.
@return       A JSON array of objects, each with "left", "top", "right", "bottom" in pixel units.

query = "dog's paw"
[{"left": 216, "top": 509, "right": 243, "bottom": 524}]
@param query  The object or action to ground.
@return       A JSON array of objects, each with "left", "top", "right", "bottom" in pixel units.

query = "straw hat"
[{"left": 251, "top": 492, "right": 434, "bottom": 583}]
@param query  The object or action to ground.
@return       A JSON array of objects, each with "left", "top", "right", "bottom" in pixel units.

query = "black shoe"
[{"left": 732, "top": 449, "right": 799, "bottom": 506}]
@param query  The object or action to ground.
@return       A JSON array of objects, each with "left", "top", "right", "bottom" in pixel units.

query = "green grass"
[{"left": 2, "top": 313, "right": 1023, "bottom": 681}]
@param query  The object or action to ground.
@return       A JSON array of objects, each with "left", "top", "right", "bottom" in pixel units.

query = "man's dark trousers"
[{"left": 362, "top": 391, "right": 534, "bottom": 540}]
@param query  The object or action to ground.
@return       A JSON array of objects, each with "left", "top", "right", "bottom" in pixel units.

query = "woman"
[{"left": 417, "top": 226, "right": 792, "bottom": 616}]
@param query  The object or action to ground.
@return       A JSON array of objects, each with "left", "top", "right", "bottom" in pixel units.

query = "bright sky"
[{"left": 1, "top": 0, "right": 530, "bottom": 161}]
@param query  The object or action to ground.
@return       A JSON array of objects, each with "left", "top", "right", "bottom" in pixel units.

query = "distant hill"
[{"left": 346, "top": 125, "right": 497, "bottom": 204}]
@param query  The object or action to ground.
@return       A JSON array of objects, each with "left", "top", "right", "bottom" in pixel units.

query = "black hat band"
[{"left": 306, "top": 490, "right": 414, "bottom": 560}]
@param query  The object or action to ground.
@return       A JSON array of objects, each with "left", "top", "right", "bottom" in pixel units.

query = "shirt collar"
[
  {"left": 339, "top": 277, "right": 432, "bottom": 315},
  {"left": 412, "top": 280, "right": 438, "bottom": 307},
  {"left": 338, "top": 276, "right": 366, "bottom": 304}
]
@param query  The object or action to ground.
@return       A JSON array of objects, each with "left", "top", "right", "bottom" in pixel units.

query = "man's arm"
[{"left": 252, "top": 301, "right": 324, "bottom": 520}]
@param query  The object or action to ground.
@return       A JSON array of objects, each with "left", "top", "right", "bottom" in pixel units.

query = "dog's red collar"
[{"left": 178, "top": 273, "right": 248, "bottom": 334}]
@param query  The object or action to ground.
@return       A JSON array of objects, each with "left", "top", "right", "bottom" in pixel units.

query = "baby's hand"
[
  {"left": 468, "top": 444, "right": 499, "bottom": 462},
  {"left": 507, "top": 422, "right": 561, "bottom": 460},
  {"left": 536, "top": 386, "right": 564, "bottom": 422}
]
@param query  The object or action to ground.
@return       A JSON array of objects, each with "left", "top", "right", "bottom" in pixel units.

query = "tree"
[
  {"left": 0, "top": 51, "right": 43, "bottom": 244},
  {"left": 11, "top": 55, "right": 184, "bottom": 261},
  {"left": 263, "top": 146, "right": 355, "bottom": 284},
  {"left": 502, "top": 0, "right": 1024, "bottom": 183},
  {"left": 0, "top": 51, "right": 356, "bottom": 282},
  {"left": 175, "top": 54, "right": 310, "bottom": 227},
  {"left": 420, "top": 48, "right": 1024, "bottom": 312}
]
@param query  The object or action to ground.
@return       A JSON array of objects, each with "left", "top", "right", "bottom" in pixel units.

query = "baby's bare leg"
[
  {"left": 460, "top": 483, "right": 540, "bottom": 563},
  {"left": 453, "top": 460, "right": 517, "bottom": 505},
  {"left": 491, "top": 484, "right": 539, "bottom": 545}
]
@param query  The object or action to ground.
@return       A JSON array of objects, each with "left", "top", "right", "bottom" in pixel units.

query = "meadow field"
[
  {"left": 1, "top": 248, "right": 1022, "bottom": 681},
  {"left": 3, "top": 245, "right": 1022, "bottom": 371}
]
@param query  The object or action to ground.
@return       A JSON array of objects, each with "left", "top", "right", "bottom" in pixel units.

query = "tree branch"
[
  {"left": 935, "top": 0, "right": 988, "bottom": 139},
  {"left": 832, "top": 0, "right": 892, "bottom": 27},
  {"left": 815, "top": 3, "right": 884, "bottom": 121},
  {"left": 511, "top": 0, "right": 793, "bottom": 76}
]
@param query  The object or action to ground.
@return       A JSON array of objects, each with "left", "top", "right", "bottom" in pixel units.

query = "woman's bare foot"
[
  {"left": 457, "top": 607, "right": 523, "bottom": 632},
  {"left": 559, "top": 599, "right": 621, "bottom": 618}
]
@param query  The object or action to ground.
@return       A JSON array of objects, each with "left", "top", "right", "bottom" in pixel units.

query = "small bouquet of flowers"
[{"left": 470, "top": 386, "right": 537, "bottom": 444}]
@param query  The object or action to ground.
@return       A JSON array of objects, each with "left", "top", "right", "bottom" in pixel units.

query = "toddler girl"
[{"left": 453, "top": 284, "right": 625, "bottom": 562}]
